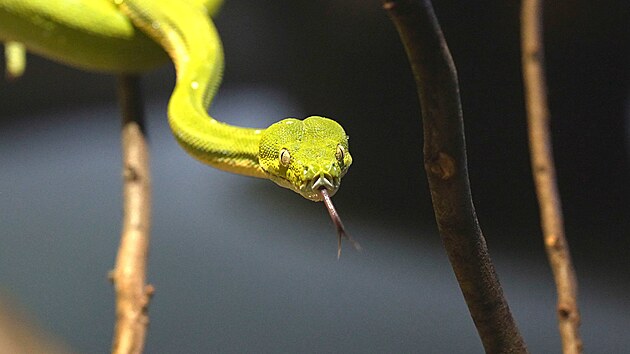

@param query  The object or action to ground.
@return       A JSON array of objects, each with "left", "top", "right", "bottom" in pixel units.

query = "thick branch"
[
  {"left": 382, "top": 1, "right": 527, "bottom": 352},
  {"left": 521, "top": 1, "right": 582, "bottom": 353},
  {"left": 111, "top": 75, "right": 153, "bottom": 354}
]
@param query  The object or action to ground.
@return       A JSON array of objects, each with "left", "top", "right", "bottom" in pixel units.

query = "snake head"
[{"left": 258, "top": 116, "right": 352, "bottom": 201}]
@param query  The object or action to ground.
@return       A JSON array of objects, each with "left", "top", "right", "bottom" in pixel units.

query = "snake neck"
[{"left": 120, "top": 0, "right": 266, "bottom": 178}]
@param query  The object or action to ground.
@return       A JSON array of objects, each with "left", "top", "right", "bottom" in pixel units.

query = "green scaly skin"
[{"left": 0, "top": 0, "right": 352, "bottom": 201}]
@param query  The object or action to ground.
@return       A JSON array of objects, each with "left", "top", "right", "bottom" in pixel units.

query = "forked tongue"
[{"left": 319, "top": 188, "right": 361, "bottom": 258}]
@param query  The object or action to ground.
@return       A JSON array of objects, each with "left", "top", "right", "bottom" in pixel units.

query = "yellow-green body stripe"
[{"left": 0, "top": 0, "right": 352, "bottom": 201}]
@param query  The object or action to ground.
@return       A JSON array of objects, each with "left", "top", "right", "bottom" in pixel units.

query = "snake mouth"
[
  {"left": 299, "top": 173, "right": 340, "bottom": 201},
  {"left": 270, "top": 171, "right": 359, "bottom": 256}
]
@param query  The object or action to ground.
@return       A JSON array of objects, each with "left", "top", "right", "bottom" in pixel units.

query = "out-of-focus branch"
[
  {"left": 0, "top": 294, "right": 73, "bottom": 354},
  {"left": 111, "top": 75, "right": 153, "bottom": 354},
  {"left": 382, "top": 0, "right": 528, "bottom": 352},
  {"left": 521, "top": 1, "right": 582, "bottom": 353}
]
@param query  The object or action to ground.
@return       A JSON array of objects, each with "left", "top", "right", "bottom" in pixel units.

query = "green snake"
[{"left": 1, "top": 0, "right": 357, "bottom": 251}]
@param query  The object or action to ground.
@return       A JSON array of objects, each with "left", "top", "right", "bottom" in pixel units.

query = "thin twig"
[
  {"left": 521, "top": 1, "right": 582, "bottom": 353},
  {"left": 111, "top": 75, "right": 153, "bottom": 354},
  {"left": 382, "top": 1, "right": 528, "bottom": 352}
]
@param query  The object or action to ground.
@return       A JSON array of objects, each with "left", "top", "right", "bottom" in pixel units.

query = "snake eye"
[
  {"left": 279, "top": 148, "right": 291, "bottom": 166},
  {"left": 335, "top": 144, "right": 345, "bottom": 162}
]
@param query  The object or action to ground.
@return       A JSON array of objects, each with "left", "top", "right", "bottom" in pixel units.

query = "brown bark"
[
  {"left": 111, "top": 75, "right": 153, "bottom": 354},
  {"left": 521, "top": 1, "right": 582, "bottom": 352},
  {"left": 382, "top": 1, "right": 528, "bottom": 352}
]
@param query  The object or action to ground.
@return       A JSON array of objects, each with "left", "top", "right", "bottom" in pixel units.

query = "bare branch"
[
  {"left": 0, "top": 295, "right": 72, "bottom": 354},
  {"left": 521, "top": 1, "right": 582, "bottom": 353},
  {"left": 111, "top": 75, "right": 153, "bottom": 354},
  {"left": 382, "top": 0, "right": 528, "bottom": 352}
]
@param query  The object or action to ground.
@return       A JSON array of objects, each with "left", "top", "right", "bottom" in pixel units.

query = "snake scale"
[{"left": 0, "top": 0, "right": 356, "bottom": 252}]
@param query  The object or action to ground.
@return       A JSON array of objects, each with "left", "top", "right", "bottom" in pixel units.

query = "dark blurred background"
[{"left": 1, "top": 0, "right": 628, "bottom": 352}]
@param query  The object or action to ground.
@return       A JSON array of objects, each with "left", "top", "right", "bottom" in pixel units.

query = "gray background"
[{"left": 1, "top": 1, "right": 629, "bottom": 353}]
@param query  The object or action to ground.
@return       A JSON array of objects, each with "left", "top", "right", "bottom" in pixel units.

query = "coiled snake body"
[{"left": 1, "top": 0, "right": 355, "bottom": 251}]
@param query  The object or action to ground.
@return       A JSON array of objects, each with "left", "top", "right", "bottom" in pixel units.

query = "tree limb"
[
  {"left": 111, "top": 75, "right": 153, "bottom": 354},
  {"left": 382, "top": 1, "right": 528, "bottom": 352},
  {"left": 521, "top": 1, "right": 582, "bottom": 353}
]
